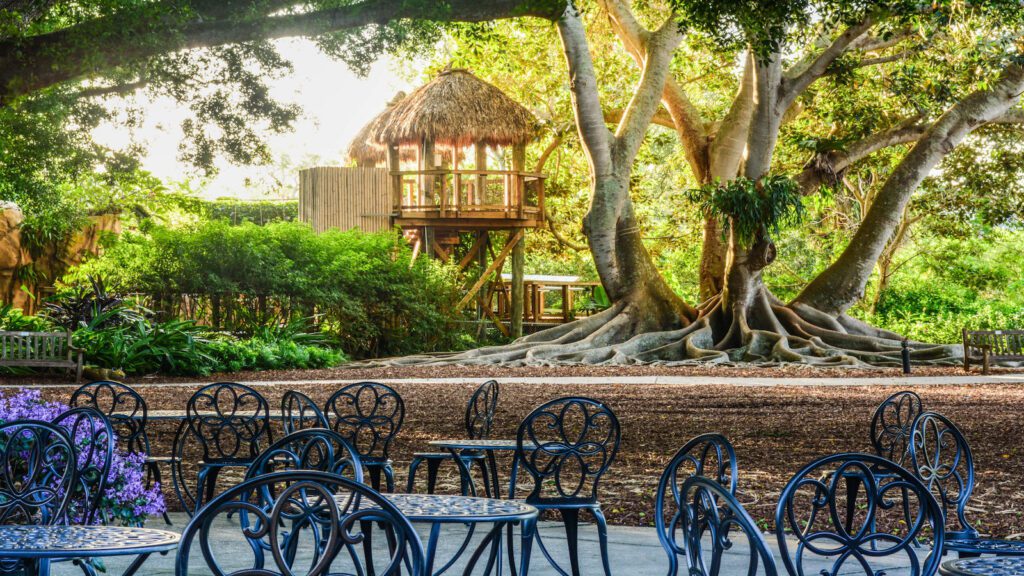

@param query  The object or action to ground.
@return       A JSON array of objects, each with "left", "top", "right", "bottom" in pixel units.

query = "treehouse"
[{"left": 299, "top": 68, "right": 547, "bottom": 336}]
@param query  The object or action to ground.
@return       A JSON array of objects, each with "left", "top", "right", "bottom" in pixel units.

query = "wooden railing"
[{"left": 391, "top": 169, "right": 545, "bottom": 221}]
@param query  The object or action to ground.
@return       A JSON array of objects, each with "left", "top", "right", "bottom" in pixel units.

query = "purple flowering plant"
[{"left": 0, "top": 388, "right": 166, "bottom": 526}]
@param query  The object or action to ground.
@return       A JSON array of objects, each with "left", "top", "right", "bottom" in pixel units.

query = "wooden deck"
[{"left": 391, "top": 169, "right": 545, "bottom": 229}]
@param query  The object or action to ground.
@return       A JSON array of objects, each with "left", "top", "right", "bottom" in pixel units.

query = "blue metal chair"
[
  {"left": 407, "top": 379, "right": 498, "bottom": 495},
  {"left": 281, "top": 390, "right": 329, "bottom": 435},
  {"left": 677, "top": 476, "right": 778, "bottom": 576},
  {"left": 514, "top": 396, "right": 620, "bottom": 576},
  {"left": 324, "top": 382, "right": 404, "bottom": 493},
  {"left": 176, "top": 470, "right": 426, "bottom": 576},
  {"left": 775, "top": 452, "right": 945, "bottom": 576},
  {"left": 871, "top": 390, "right": 924, "bottom": 466},
  {"left": 70, "top": 380, "right": 173, "bottom": 525},
  {"left": 245, "top": 428, "right": 364, "bottom": 482},
  {"left": 176, "top": 382, "right": 272, "bottom": 515},
  {"left": 656, "top": 433, "right": 739, "bottom": 576},
  {"left": 0, "top": 420, "right": 78, "bottom": 575},
  {"left": 0, "top": 420, "right": 78, "bottom": 524},
  {"left": 909, "top": 411, "right": 1024, "bottom": 557}
]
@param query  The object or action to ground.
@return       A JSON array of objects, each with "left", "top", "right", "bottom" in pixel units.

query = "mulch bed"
[
  {"left": 12, "top": 373, "right": 1024, "bottom": 539},
  {"left": 4, "top": 363, "right": 1018, "bottom": 385}
]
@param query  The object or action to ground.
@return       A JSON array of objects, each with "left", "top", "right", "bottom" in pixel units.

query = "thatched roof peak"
[
  {"left": 371, "top": 68, "right": 537, "bottom": 149},
  {"left": 346, "top": 91, "right": 413, "bottom": 165}
]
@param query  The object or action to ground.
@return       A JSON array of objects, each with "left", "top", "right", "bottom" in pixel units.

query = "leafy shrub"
[
  {"left": 0, "top": 304, "right": 53, "bottom": 331},
  {"left": 201, "top": 198, "right": 297, "bottom": 225},
  {"left": 72, "top": 317, "right": 345, "bottom": 376},
  {"left": 43, "top": 277, "right": 147, "bottom": 330},
  {"left": 69, "top": 221, "right": 468, "bottom": 358}
]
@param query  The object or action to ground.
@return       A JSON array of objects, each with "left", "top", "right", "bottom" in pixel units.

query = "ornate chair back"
[
  {"left": 281, "top": 390, "right": 329, "bottom": 435},
  {"left": 678, "top": 476, "right": 778, "bottom": 576},
  {"left": 184, "top": 382, "right": 271, "bottom": 463},
  {"left": 656, "top": 433, "right": 739, "bottom": 573},
  {"left": 177, "top": 470, "right": 426, "bottom": 576},
  {"left": 908, "top": 411, "right": 977, "bottom": 540},
  {"left": 870, "top": 390, "right": 923, "bottom": 467},
  {"left": 51, "top": 407, "right": 115, "bottom": 525},
  {"left": 324, "top": 382, "right": 404, "bottom": 463},
  {"left": 0, "top": 420, "right": 77, "bottom": 525},
  {"left": 775, "top": 452, "right": 945, "bottom": 576},
  {"left": 70, "top": 380, "right": 150, "bottom": 454},
  {"left": 514, "top": 397, "right": 620, "bottom": 505},
  {"left": 465, "top": 380, "right": 499, "bottom": 440},
  {"left": 246, "top": 428, "right": 364, "bottom": 483}
]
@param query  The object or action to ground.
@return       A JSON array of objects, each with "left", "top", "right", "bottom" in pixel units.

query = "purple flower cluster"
[{"left": 0, "top": 389, "right": 166, "bottom": 526}]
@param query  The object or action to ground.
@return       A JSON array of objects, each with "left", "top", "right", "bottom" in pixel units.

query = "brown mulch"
[
  {"left": 15, "top": 372, "right": 1024, "bottom": 539},
  {"left": 4, "top": 363, "right": 1018, "bottom": 385}
]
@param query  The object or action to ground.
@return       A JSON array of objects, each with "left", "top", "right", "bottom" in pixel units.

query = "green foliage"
[
  {"left": 72, "top": 314, "right": 345, "bottom": 376},
  {"left": 852, "top": 231, "right": 1024, "bottom": 343},
  {"left": 0, "top": 304, "right": 53, "bottom": 332},
  {"left": 200, "top": 199, "right": 298, "bottom": 225},
  {"left": 686, "top": 176, "right": 804, "bottom": 247},
  {"left": 68, "top": 221, "right": 469, "bottom": 358}
]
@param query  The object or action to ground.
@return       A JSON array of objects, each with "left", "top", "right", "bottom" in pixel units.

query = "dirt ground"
[{"left": 8, "top": 371, "right": 1024, "bottom": 539}]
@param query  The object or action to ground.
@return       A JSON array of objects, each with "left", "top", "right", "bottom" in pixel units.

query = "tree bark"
[
  {"left": 795, "top": 61, "right": 1024, "bottom": 315},
  {"left": 558, "top": 2, "right": 694, "bottom": 327}
]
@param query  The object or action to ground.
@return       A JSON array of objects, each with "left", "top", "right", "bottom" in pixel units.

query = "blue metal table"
[
  {"left": 352, "top": 493, "right": 538, "bottom": 576},
  {"left": 428, "top": 439, "right": 535, "bottom": 500},
  {"left": 940, "top": 557, "right": 1024, "bottom": 576},
  {"left": 0, "top": 525, "right": 180, "bottom": 576}
]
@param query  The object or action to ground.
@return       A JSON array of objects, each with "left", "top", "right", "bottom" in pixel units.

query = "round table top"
[
  {"left": 427, "top": 439, "right": 535, "bottom": 451},
  {"left": 0, "top": 525, "right": 180, "bottom": 559},
  {"left": 338, "top": 494, "right": 537, "bottom": 524},
  {"left": 940, "top": 557, "right": 1024, "bottom": 576}
]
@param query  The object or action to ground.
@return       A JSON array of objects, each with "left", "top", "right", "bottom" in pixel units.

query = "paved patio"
[{"left": 53, "top": 512, "right": 934, "bottom": 575}]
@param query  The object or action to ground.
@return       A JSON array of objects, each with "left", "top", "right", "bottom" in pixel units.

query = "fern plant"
[{"left": 687, "top": 175, "right": 804, "bottom": 247}]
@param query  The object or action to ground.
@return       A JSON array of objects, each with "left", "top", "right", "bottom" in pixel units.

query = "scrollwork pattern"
[
  {"left": 177, "top": 470, "right": 425, "bottom": 576},
  {"left": 0, "top": 421, "right": 77, "bottom": 525},
  {"left": 325, "top": 382, "right": 404, "bottom": 462},
  {"left": 775, "top": 452, "right": 944, "bottom": 576},
  {"left": 516, "top": 397, "right": 620, "bottom": 503},
  {"left": 185, "top": 382, "right": 271, "bottom": 463},
  {"left": 870, "top": 391, "right": 923, "bottom": 466}
]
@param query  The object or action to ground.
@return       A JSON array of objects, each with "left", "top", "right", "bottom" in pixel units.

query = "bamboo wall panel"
[{"left": 298, "top": 167, "right": 392, "bottom": 233}]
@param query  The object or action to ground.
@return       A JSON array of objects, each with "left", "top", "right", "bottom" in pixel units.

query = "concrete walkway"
[
  {"left": 21, "top": 373, "right": 1024, "bottom": 390},
  {"left": 54, "top": 512, "right": 934, "bottom": 575}
]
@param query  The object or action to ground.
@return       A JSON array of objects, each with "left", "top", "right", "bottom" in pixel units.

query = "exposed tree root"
[{"left": 375, "top": 288, "right": 962, "bottom": 368}]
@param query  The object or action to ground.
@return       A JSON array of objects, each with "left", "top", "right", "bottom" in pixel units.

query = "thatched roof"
[
  {"left": 346, "top": 92, "right": 414, "bottom": 166},
  {"left": 371, "top": 68, "right": 537, "bottom": 149}
]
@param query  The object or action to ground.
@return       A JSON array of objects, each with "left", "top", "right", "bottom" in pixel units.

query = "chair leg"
[
  {"left": 559, "top": 508, "right": 582, "bottom": 576},
  {"left": 406, "top": 456, "right": 424, "bottom": 493},
  {"left": 383, "top": 463, "right": 395, "bottom": 493},
  {"left": 425, "top": 459, "right": 442, "bottom": 495},
  {"left": 367, "top": 466, "right": 383, "bottom": 492},
  {"left": 592, "top": 507, "right": 613, "bottom": 576}
]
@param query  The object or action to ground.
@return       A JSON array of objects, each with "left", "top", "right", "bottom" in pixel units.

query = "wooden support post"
[
  {"left": 475, "top": 144, "right": 487, "bottom": 206},
  {"left": 388, "top": 144, "right": 401, "bottom": 220},
  {"left": 561, "top": 284, "right": 571, "bottom": 323},
  {"left": 511, "top": 230, "right": 525, "bottom": 339},
  {"left": 512, "top": 143, "right": 526, "bottom": 219},
  {"left": 457, "top": 233, "right": 485, "bottom": 273},
  {"left": 456, "top": 230, "right": 523, "bottom": 312}
]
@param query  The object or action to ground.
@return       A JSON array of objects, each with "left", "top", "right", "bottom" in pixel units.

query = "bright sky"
[{"left": 91, "top": 39, "right": 413, "bottom": 199}]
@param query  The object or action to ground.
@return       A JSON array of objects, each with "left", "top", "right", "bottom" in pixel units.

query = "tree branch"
[
  {"left": 781, "top": 17, "right": 875, "bottom": 108},
  {"left": 613, "top": 15, "right": 683, "bottom": 166},
  {"left": 604, "top": 107, "right": 676, "bottom": 130},
  {"left": 796, "top": 116, "right": 928, "bottom": 193},
  {"left": 0, "top": 0, "right": 566, "bottom": 106}
]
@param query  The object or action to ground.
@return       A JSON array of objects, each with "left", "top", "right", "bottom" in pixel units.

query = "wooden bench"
[
  {"left": 0, "top": 330, "right": 83, "bottom": 382},
  {"left": 962, "top": 328, "right": 1024, "bottom": 374}
]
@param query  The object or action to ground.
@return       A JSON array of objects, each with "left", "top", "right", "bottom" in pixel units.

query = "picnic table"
[{"left": 0, "top": 525, "right": 179, "bottom": 576}]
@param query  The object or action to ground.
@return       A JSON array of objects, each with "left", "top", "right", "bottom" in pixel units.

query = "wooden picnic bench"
[
  {"left": 962, "top": 328, "right": 1024, "bottom": 374},
  {"left": 0, "top": 330, "right": 83, "bottom": 382}
]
